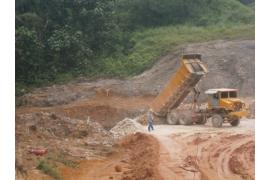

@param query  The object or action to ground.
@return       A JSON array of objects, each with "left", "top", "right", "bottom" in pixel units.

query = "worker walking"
[{"left": 147, "top": 109, "right": 154, "bottom": 132}]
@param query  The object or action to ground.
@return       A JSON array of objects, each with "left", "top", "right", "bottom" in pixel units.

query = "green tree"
[{"left": 16, "top": 26, "right": 44, "bottom": 84}]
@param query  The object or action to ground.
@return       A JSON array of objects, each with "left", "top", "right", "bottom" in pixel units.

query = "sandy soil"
[
  {"left": 60, "top": 133, "right": 163, "bottom": 180},
  {"left": 151, "top": 119, "right": 255, "bottom": 180},
  {"left": 56, "top": 119, "right": 255, "bottom": 180},
  {"left": 16, "top": 94, "right": 153, "bottom": 130}
]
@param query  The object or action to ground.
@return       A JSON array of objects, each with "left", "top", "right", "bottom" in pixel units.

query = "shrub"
[{"left": 37, "top": 160, "right": 61, "bottom": 180}]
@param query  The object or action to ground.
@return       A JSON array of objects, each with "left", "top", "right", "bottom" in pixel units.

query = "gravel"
[{"left": 110, "top": 118, "right": 145, "bottom": 139}]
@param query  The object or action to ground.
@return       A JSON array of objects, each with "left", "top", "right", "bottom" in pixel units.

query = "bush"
[
  {"left": 37, "top": 160, "right": 61, "bottom": 180},
  {"left": 102, "top": 24, "right": 254, "bottom": 77}
]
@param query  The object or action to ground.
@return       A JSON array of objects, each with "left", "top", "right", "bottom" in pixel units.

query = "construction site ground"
[
  {"left": 16, "top": 40, "right": 255, "bottom": 180},
  {"left": 59, "top": 120, "right": 254, "bottom": 180}
]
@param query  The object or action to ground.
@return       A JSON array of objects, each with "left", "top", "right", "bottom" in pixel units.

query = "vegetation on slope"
[
  {"left": 16, "top": 0, "right": 254, "bottom": 95},
  {"left": 102, "top": 24, "right": 254, "bottom": 77}
]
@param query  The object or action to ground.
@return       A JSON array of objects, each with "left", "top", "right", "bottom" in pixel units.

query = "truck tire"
[
  {"left": 195, "top": 115, "right": 207, "bottom": 125},
  {"left": 178, "top": 110, "right": 193, "bottom": 125},
  {"left": 179, "top": 117, "right": 193, "bottom": 125},
  {"left": 211, "top": 114, "right": 223, "bottom": 128},
  {"left": 167, "top": 110, "right": 179, "bottom": 125},
  {"left": 230, "top": 119, "right": 240, "bottom": 126}
]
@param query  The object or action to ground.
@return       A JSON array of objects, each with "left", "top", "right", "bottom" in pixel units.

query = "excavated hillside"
[
  {"left": 17, "top": 40, "right": 255, "bottom": 129},
  {"left": 18, "top": 40, "right": 254, "bottom": 107}
]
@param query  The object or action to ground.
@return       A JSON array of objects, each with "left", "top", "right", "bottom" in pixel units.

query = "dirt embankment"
[
  {"left": 60, "top": 132, "right": 162, "bottom": 180},
  {"left": 15, "top": 112, "right": 115, "bottom": 179},
  {"left": 120, "top": 133, "right": 162, "bottom": 180},
  {"left": 17, "top": 94, "right": 153, "bottom": 130}
]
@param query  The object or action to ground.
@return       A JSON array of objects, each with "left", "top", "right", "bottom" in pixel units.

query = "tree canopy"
[{"left": 16, "top": 0, "right": 254, "bottom": 94}]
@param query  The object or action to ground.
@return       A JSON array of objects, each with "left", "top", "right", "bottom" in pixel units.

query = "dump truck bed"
[{"left": 151, "top": 54, "right": 208, "bottom": 117}]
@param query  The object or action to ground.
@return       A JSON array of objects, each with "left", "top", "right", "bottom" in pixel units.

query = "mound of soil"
[
  {"left": 16, "top": 112, "right": 112, "bottom": 140},
  {"left": 16, "top": 112, "right": 115, "bottom": 174},
  {"left": 120, "top": 132, "right": 163, "bottom": 180},
  {"left": 110, "top": 118, "right": 145, "bottom": 139},
  {"left": 17, "top": 94, "right": 153, "bottom": 130},
  {"left": 59, "top": 132, "right": 163, "bottom": 180}
]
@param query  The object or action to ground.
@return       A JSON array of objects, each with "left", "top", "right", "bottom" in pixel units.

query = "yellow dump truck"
[{"left": 150, "top": 54, "right": 249, "bottom": 127}]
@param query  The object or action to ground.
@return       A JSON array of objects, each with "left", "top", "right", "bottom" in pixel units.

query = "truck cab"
[
  {"left": 205, "top": 88, "right": 240, "bottom": 108},
  {"left": 205, "top": 88, "right": 249, "bottom": 126}
]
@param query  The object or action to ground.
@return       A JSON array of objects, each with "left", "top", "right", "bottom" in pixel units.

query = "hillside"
[
  {"left": 17, "top": 39, "right": 255, "bottom": 125},
  {"left": 16, "top": 0, "right": 254, "bottom": 94}
]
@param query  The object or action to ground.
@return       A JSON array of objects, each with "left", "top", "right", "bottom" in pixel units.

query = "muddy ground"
[
  {"left": 58, "top": 120, "right": 254, "bottom": 180},
  {"left": 152, "top": 119, "right": 254, "bottom": 180},
  {"left": 16, "top": 40, "right": 255, "bottom": 180}
]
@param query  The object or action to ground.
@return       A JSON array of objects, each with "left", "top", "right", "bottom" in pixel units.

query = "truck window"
[
  {"left": 221, "top": 92, "right": 229, "bottom": 98},
  {"left": 213, "top": 93, "right": 218, "bottom": 99},
  {"left": 229, "top": 91, "right": 237, "bottom": 98}
]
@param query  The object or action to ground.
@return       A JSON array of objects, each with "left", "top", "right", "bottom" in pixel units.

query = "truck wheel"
[
  {"left": 211, "top": 114, "right": 223, "bottom": 128},
  {"left": 230, "top": 119, "right": 240, "bottom": 126},
  {"left": 178, "top": 111, "right": 193, "bottom": 125},
  {"left": 167, "top": 111, "right": 178, "bottom": 125},
  {"left": 195, "top": 115, "right": 207, "bottom": 125},
  {"left": 179, "top": 117, "right": 193, "bottom": 125}
]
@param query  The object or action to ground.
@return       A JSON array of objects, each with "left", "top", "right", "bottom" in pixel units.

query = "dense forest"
[{"left": 16, "top": 0, "right": 254, "bottom": 95}]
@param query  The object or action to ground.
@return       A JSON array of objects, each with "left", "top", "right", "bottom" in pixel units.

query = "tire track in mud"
[{"left": 152, "top": 120, "right": 255, "bottom": 180}]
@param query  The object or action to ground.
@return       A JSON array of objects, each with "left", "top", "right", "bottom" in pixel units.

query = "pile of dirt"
[
  {"left": 110, "top": 118, "right": 145, "bottom": 139},
  {"left": 17, "top": 94, "right": 152, "bottom": 130},
  {"left": 16, "top": 112, "right": 112, "bottom": 141},
  {"left": 16, "top": 112, "right": 115, "bottom": 173},
  {"left": 60, "top": 132, "right": 163, "bottom": 180},
  {"left": 120, "top": 132, "right": 163, "bottom": 180}
]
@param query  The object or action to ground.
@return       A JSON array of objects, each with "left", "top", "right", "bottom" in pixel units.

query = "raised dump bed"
[{"left": 151, "top": 54, "right": 208, "bottom": 117}]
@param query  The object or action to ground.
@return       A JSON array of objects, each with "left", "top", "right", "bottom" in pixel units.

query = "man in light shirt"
[{"left": 147, "top": 109, "right": 154, "bottom": 132}]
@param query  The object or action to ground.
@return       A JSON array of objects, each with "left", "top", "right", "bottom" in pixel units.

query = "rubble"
[
  {"left": 16, "top": 112, "right": 115, "bottom": 171},
  {"left": 16, "top": 112, "right": 112, "bottom": 141},
  {"left": 110, "top": 118, "right": 145, "bottom": 139}
]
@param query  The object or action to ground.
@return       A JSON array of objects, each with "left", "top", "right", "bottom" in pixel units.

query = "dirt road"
[
  {"left": 58, "top": 119, "right": 254, "bottom": 180},
  {"left": 151, "top": 119, "right": 255, "bottom": 180}
]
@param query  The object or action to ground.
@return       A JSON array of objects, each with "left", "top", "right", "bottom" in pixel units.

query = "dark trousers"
[{"left": 148, "top": 122, "right": 154, "bottom": 132}]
